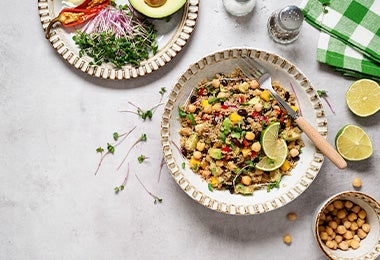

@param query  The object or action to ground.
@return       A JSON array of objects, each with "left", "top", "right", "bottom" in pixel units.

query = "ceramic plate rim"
[
  {"left": 161, "top": 48, "right": 326, "bottom": 215},
  {"left": 37, "top": 0, "right": 199, "bottom": 80}
]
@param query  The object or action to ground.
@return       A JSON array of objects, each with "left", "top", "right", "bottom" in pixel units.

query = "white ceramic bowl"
[
  {"left": 161, "top": 48, "right": 326, "bottom": 215},
  {"left": 313, "top": 191, "right": 380, "bottom": 260}
]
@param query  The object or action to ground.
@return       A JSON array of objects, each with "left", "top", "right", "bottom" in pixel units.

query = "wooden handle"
[{"left": 295, "top": 117, "right": 347, "bottom": 169}]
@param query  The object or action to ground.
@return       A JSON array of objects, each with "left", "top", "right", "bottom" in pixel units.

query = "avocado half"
[{"left": 129, "top": 0, "right": 187, "bottom": 18}]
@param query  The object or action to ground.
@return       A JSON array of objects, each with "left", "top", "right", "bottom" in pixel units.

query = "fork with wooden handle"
[{"left": 238, "top": 58, "right": 347, "bottom": 169}]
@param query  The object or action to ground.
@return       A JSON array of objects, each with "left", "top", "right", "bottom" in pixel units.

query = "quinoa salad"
[{"left": 178, "top": 69, "right": 305, "bottom": 195}]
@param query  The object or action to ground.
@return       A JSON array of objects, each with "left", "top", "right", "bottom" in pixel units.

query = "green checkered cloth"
[{"left": 300, "top": 0, "right": 380, "bottom": 79}]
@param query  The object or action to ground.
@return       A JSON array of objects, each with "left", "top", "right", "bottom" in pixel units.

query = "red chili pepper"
[
  {"left": 242, "top": 139, "right": 250, "bottom": 147},
  {"left": 251, "top": 151, "right": 257, "bottom": 158},
  {"left": 45, "top": 0, "right": 110, "bottom": 38},
  {"left": 238, "top": 96, "right": 245, "bottom": 103},
  {"left": 221, "top": 105, "right": 228, "bottom": 109}
]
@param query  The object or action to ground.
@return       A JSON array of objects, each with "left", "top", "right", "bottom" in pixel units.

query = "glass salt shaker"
[
  {"left": 267, "top": 5, "right": 304, "bottom": 44},
  {"left": 223, "top": 0, "right": 256, "bottom": 17}
]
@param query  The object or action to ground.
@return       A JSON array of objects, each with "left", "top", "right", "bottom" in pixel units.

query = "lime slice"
[
  {"left": 255, "top": 155, "right": 287, "bottom": 171},
  {"left": 335, "top": 125, "right": 373, "bottom": 161},
  {"left": 346, "top": 79, "right": 380, "bottom": 117},
  {"left": 261, "top": 122, "right": 288, "bottom": 160}
]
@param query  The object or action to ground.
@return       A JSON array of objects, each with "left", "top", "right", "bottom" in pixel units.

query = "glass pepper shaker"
[{"left": 267, "top": 5, "right": 304, "bottom": 44}]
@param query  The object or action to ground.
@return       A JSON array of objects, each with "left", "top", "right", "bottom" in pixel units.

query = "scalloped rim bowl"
[
  {"left": 313, "top": 191, "right": 380, "bottom": 260},
  {"left": 161, "top": 48, "right": 326, "bottom": 215}
]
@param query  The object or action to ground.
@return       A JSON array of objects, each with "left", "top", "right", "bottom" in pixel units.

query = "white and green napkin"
[{"left": 300, "top": 0, "right": 380, "bottom": 80}]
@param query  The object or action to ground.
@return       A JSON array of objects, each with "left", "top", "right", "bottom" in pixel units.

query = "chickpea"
[
  {"left": 358, "top": 210, "right": 366, "bottom": 220},
  {"left": 245, "top": 131, "right": 255, "bottom": 141},
  {"left": 352, "top": 177, "right": 362, "bottom": 188},
  {"left": 338, "top": 241, "right": 349, "bottom": 251},
  {"left": 350, "top": 239, "right": 360, "bottom": 249},
  {"left": 254, "top": 103, "right": 263, "bottom": 112},
  {"left": 357, "top": 229, "right": 367, "bottom": 239},
  {"left": 187, "top": 104, "right": 197, "bottom": 113},
  {"left": 328, "top": 221, "right": 338, "bottom": 230},
  {"left": 211, "top": 78, "right": 220, "bottom": 88},
  {"left": 326, "top": 204, "right": 335, "bottom": 212},
  {"left": 335, "top": 235, "right": 343, "bottom": 243},
  {"left": 343, "top": 220, "right": 351, "bottom": 229},
  {"left": 362, "top": 223, "right": 370, "bottom": 233},
  {"left": 251, "top": 142, "right": 261, "bottom": 152},
  {"left": 357, "top": 218, "right": 365, "bottom": 227},
  {"left": 193, "top": 151, "right": 202, "bottom": 160},
  {"left": 211, "top": 103, "right": 221, "bottom": 112},
  {"left": 320, "top": 232, "right": 328, "bottom": 241},
  {"left": 203, "top": 105, "right": 212, "bottom": 114},
  {"left": 336, "top": 209, "right": 347, "bottom": 219},
  {"left": 343, "top": 230, "right": 353, "bottom": 240},
  {"left": 241, "top": 175, "right": 252, "bottom": 186},
  {"left": 352, "top": 205, "right": 361, "bottom": 214},
  {"left": 350, "top": 222, "right": 358, "bottom": 231},
  {"left": 283, "top": 235, "right": 292, "bottom": 245},
  {"left": 250, "top": 79, "right": 259, "bottom": 89},
  {"left": 196, "top": 142, "right": 205, "bottom": 152},
  {"left": 253, "top": 89, "right": 262, "bottom": 96},
  {"left": 344, "top": 200, "right": 353, "bottom": 209},
  {"left": 289, "top": 148, "right": 299, "bottom": 157},
  {"left": 353, "top": 235, "right": 360, "bottom": 242},
  {"left": 319, "top": 226, "right": 326, "bottom": 232},
  {"left": 287, "top": 213, "right": 297, "bottom": 221},
  {"left": 326, "top": 240, "right": 338, "bottom": 249},
  {"left": 348, "top": 213, "right": 358, "bottom": 222},
  {"left": 336, "top": 225, "right": 346, "bottom": 235},
  {"left": 326, "top": 226, "right": 334, "bottom": 236},
  {"left": 333, "top": 200, "right": 344, "bottom": 209}
]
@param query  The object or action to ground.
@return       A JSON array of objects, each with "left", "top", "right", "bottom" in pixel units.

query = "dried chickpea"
[
  {"left": 351, "top": 205, "right": 361, "bottom": 214},
  {"left": 362, "top": 223, "right": 370, "bottom": 233},
  {"left": 336, "top": 209, "right": 347, "bottom": 219},
  {"left": 326, "top": 226, "right": 334, "bottom": 236},
  {"left": 358, "top": 210, "right": 366, "bottom": 220},
  {"left": 335, "top": 235, "right": 343, "bottom": 243},
  {"left": 350, "top": 239, "right": 360, "bottom": 249},
  {"left": 333, "top": 200, "right": 344, "bottom": 209},
  {"left": 326, "top": 240, "right": 338, "bottom": 249},
  {"left": 319, "top": 226, "right": 326, "bottom": 232},
  {"left": 357, "top": 229, "right": 367, "bottom": 239},
  {"left": 343, "top": 220, "right": 351, "bottom": 229},
  {"left": 338, "top": 241, "right": 349, "bottom": 251},
  {"left": 344, "top": 200, "right": 353, "bottom": 209},
  {"left": 287, "top": 212, "right": 297, "bottom": 221},
  {"left": 328, "top": 221, "right": 338, "bottom": 230},
  {"left": 283, "top": 235, "right": 292, "bottom": 245},
  {"left": 320, "top": 232, "right": 328, "bottom": 241},
  {"left": 347, "top": 212, "right": 358, "bottom": 222},
  {"left": 352, "top": 177, "right": 362, "bottom": 188},
  {"left": 343, "top": 230, "right": 353, "bottom": 240},
  {"left": 357, "top": 218, "right": 365, "bottom": 227},
  {"left": 350, "top": 222, "right": 358, "bottom": 231},
  {"left": 353, "top": 235, "right": 360, "bottom": 241},
  {"left": 326, "top": 204, "right": 335, "bottom": 212},
  {"left": 336, "top": 225, "right": 346, "bottom": 235}
]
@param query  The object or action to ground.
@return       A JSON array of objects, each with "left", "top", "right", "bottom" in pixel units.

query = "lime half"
[
  {"left": 346, "top": 79, "right": 380, "bottom": 117},
  {"left": 335, "top": 125, "right": 373, "bottom": 161},
  {"left": 261, "top": 122, "right": 288, "bottom": 160}
]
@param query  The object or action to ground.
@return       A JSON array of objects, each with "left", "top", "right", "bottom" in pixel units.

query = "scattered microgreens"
[
  {"left": 94, "top": 126, "right": 137, "bottom": 175},
  {"left": 267, "top": 180, "right": 280, "bottom": 192},
  {"left": 117, "top": 134, "right": 147, "bottom": 170},
  {"left": 289, "top": 82, "right": 303, "bottom": 116},
  {"left": 157, "top": 157, "right": 165, "bottom": 183},
  {"left": 137, "top": 154, "right": 148, "bottom": 164},
  {"left": 114, "top": 163, "right": 130, "bottom": 194},
  {"left": 208, "top": 183, "right": 214, "bottom": 191},
  {"left": 181, "top": 162, "right": 186, "bottom": 169},
  {"left": 135, "top": 173, "right": 162, "bottom": 204},
  {"left": 317, "top": 89, "right": 336, "bottom": 115}
]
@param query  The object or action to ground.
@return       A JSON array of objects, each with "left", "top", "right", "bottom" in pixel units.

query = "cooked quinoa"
[{"left": 178, "top": 69, "right": 304, "bottom": 195}]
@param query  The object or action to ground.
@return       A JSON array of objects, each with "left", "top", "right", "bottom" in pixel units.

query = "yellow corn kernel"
[
  {"left": 211, "top": 176, "right": 218, "bottom": 186},
  {"left": 281, "top": 160, "right": 291, "bottom": 171},
  {"left": 260, "top": 90, "right": 271, "bottom": 102},
  {"left": 241, "top": 148, "right": 251, "bottom": 158},
  {"left": 189, "top": 157, "right": 200, "bottom": 167},
  {"left": 291, "top": 105, "right": 298, "bottom": 112},
  {"left": 201, "top": 99, "right": 209, "bottom": 107},
  {"left": 229, "top": 113, "right": 242, "bottom": 123}
]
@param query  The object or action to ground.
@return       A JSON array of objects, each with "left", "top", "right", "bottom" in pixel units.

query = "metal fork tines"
[{"left": 237, "top": 57, "right": 299, "bottom": 120}]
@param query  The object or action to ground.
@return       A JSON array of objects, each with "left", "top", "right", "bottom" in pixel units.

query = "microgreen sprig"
[
  {"left": 137, "top": 154, "right": 148, "bottom": 163},
  {"left": 94, "top": 126, "right": 137, "bottom": 175},
  {"left": 135, "top": 173, "right": 162, "bottom": 204},
  {"left": 117, "top": 134, "right": 147, "bottom": 170},
  {"left": 317, "top": 89, "right": 336, "bottom": 115},
  {"left": 114, "top": 163, "right": 130, "bottom": 193}
]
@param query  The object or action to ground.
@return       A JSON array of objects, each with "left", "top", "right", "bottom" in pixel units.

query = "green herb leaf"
[
  {"left": 208, "top": 183, "right": 214, "bottom": 191},
  {"left": 96, "top": 147, "right": 104, "bottom": 153},
  {"left": 113, "top": 132, "right": 119, "bottom": 141},
  {"left": 138, "top": 155, "right": 147, "bottom": 163},
  {"left": 107, "top": 143, "right": 115, "bottom": 154},
  {"left": 181, "top": 162, "right": 186, "bottom": 169}
]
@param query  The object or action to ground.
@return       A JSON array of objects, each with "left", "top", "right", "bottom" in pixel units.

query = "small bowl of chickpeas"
[{"left": 313, "top": 191, "right": 380, "bottom": 260}]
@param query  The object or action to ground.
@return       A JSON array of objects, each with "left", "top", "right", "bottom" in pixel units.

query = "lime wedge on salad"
[{"left": 256, "top": 122, "right": 288, "bottom": 171}]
